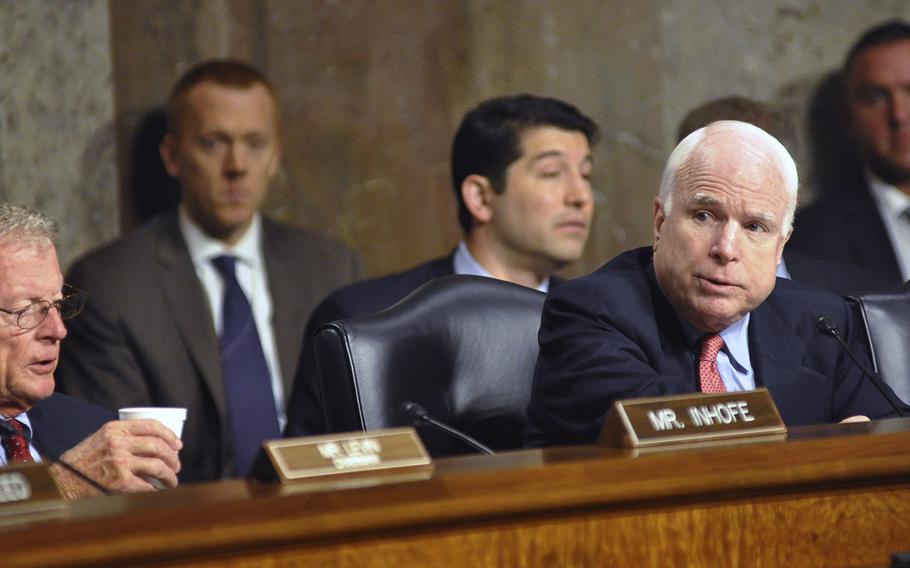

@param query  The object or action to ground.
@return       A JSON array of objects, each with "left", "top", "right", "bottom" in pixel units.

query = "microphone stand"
[
  {"left": 401, "top": 402, "right": 495, "bottom": 455},
  {"left": 816, "top": 315, "right": 905, "bottom": 418}
]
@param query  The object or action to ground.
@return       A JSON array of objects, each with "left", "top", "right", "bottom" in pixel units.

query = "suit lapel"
[
  {"left": 262, "top": 221, "right": 303, "bottom": 397},
  {"left": 154, "top": 214, "right": 226, "bottom": 419},
  {"left": 748, "top": 299, "right": 829, "bottom": 423},
  {"left": 842, "top": 191, "right": 902, "bottom": 281},
  {"left": 26, "top": 400, "right": 62, "bottom": 459}
]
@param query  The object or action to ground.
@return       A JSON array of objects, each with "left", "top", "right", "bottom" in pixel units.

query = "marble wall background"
[
  {"left": 0, "top": 0, "right": 117, "bottom": 268},
  {"left": 3, "top": 1, "right": 910, "bottom": 276}
]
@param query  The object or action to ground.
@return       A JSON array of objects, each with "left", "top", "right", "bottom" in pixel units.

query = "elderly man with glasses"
[{"left": 0, "top": 202, "right": 181, "bottom": 498}]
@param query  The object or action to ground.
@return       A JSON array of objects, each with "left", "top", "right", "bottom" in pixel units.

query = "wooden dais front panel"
[{"left": 4, "top": 419, "right": 910, "bottom": 567}]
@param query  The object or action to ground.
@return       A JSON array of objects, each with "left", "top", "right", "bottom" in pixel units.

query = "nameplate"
[
  {"left": 0, "top": 462, "right": 66, "bottom": 525},
  {"left": 599, "top": 388, "right": 787, "bottom": 449},
  {"left": 262, "top": 428, "right": 433, "bottom": 483}
]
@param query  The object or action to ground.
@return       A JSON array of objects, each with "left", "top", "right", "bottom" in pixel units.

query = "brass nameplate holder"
[
  {"left": 600, "top": 387, "right": 787, "bottom": 449},
  {"left": 0, "top": 462, "right": 66, "bottom": 526},
  {"left": 263, "top": 427, "right": 433, "bottom": 484}
]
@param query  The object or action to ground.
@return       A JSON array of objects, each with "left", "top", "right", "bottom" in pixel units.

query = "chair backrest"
[
  {"left": 312, "top": 275, "right": 547, "bottom": 456},
  {"left": 853, "top": 285, "right": 910, "bottom": 405}
]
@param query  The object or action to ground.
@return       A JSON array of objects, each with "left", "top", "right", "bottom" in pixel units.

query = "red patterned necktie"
[
  {"left": 699, "top": 334, "right": 727, "bottom": 393},
  {"left": 2, "top": 418, "right": 35, "bottom": 464}
]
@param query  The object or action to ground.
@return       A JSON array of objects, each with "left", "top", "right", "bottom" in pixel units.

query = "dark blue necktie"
[{"left": 211, "top": 255, "right": 280, "bottom": 476}]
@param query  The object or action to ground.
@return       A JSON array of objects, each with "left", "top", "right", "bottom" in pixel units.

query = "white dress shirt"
[{"left": 179, "top": 208, "right": 286, "bottom": 430}]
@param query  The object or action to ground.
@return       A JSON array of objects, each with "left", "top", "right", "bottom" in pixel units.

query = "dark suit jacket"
[
  {"left": 284, "top": 252, "right": 564, "bottom": 436},
  {"left": 56, "top": 211, "right": 362, "bottom": 482},
  {"left": 29, "top": 393, "right": 115, "bottom": 459},
  {"left": 787, "top": 186, "right": 903, "bottom": 292},
  {"left": 526, "top": 247, "right": 901, "bottom": 447},
  {"left": 782, "top": 248, "right": 888, "bottom": 296},
  {"left": 305, "top": 255, "right": 457, "bottom": 327}
]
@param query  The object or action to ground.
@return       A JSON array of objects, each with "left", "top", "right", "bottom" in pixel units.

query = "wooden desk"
[{"left": 4, "top": 419, "right": 910, "bottom": 567}]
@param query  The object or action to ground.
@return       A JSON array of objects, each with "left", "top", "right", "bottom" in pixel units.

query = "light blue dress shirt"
[
  {"left": 715, "top": 313, "right": 755, "bottom": 392},
  {"left": 452, "top": 241, "right": 550, "bottom": 293},
  {"left": 680, "top": 311, "right": 756, "bottom": 392}
]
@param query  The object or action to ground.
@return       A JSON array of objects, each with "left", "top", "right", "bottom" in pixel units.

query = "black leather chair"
[
  {"left": 312, "top": 275, "right": 547, "bottom": 456},
  {"left": 853, "top": 284, "right": 910, "bottom": 405}
]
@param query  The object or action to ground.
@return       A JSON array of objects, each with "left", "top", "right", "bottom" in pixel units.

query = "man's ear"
[
  {"left": 159, "top": 134, "right": 180, "bottom": 178},
  {"left": 777, "top": 225, "right": 792, "bottom": 265},
  {"left": 461, "top": 174, "right": 496, "bottom": 225},
  {"left": 652, "top": 197, "right": 666, "bottom": 250}
]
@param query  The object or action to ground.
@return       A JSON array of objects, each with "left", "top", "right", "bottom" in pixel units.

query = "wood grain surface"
[{"left": 3, "top": 418, "right": 910, "bottom": 567}]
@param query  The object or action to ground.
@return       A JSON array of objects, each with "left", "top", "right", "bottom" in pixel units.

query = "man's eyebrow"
[
  {"left": 746, "top": 210, "right": 778, "bottom": 227},
  {"left": 687, "top": 193, "right": 722, "bottom": 207},
  {"left": 530, "top": 150, "right": 566, "bottom": 162},
  {"left": 853, "top": 79, "right": 888, "bottom": 90},
  {"left": 197, "top": 129, "right": 231, "bottom": 138},
  {"left": 687, "top": 192, "right": 779, "bottom": 225},
  {"left": 530, "top": 150, "right": 592, "bottom": 163}
]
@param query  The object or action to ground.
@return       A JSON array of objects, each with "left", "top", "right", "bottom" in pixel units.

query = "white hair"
[
  {"left": 0, "top": 202, "right": 58, "bottom": 246},
  {"left": 658, "top": 120, "right": 799, "bottom": 234}
]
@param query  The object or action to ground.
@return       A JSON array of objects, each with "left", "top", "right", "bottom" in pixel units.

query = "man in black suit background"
[
  {"left": 0, "top": 202, "right": 181, "bottom": 498},
  {"left": 57, "top": 60, "right": 362, "bottom": 482},
  {"left": 788, "top": 20, "right": 910, "bottom": 291},
  {"left": 286, "top": 94, "right": 600, "bottom": 436},
  {"left": 527, "top": 121, "right": 901, "bottom": 447}
]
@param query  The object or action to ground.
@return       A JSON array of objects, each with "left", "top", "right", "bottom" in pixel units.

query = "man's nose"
[
  {"left": 890, "top": 91, "right": 910, "bottom": 126},
  {"left": 710, "top": 223, "right": 739, "bottom": 263},
  {"left": 38, "top": 305, "right": 67, "bottom": 341},
  {"left": 566, "top": 171, "right": 593, "bottom": 208},
  {"left": 223, "top": 143, "right": 247, "bottom": 175}
]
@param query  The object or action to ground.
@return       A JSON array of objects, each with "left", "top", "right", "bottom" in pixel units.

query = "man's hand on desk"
[
  {"left": 840, "top": 415, "right": 871, "bottom": 424},
  {"left": 51, "top": 419, "right": 182, "bottom": 499}
]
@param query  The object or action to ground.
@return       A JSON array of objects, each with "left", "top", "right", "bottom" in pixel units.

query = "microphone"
[
  {"left": 815, "top": 315, "right": 905, "bottom": 418},
  {"left": 400, "top": 401, "right": 495, "bottom": 455},
  {"left": 0, "top": 419, "right": 111, "bottom": 495}
]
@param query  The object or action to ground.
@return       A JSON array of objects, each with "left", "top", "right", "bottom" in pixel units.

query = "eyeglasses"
[{"left": 0, "top": 285, "right": 89, "bottom": 331}]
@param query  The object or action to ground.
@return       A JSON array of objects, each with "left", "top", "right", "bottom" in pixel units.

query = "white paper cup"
[{"left": 118, "top": 407, "right": 187, "bottom": 438}]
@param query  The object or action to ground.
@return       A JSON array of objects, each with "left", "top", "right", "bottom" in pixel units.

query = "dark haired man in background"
[
  {"left": 789, "top": 20, "right": 910, "bottom": 291},
  {"left": 58, "top": 59, "right": 362, "bottom": 482},
  {"left": 285, "top": 94, "right": 600, "bottom": 436}
]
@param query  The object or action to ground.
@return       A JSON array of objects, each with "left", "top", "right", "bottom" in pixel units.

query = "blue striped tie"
[{"left": 211, "top": 255, "right": 280, "bottom": 476}]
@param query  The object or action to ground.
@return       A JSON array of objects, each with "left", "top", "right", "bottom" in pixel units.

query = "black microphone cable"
[
  {"left": 401, "top": 401, "right": 495, "bottom": 455},
  {"left": 0, "top": 419, "right": 112, "bottom": 495},
  {"left": 815, "top": 315, "right": 905, "bottom": 418}
]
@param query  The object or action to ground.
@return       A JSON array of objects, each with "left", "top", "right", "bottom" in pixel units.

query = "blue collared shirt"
[
  {"left": 715, "top": 313, "right": 755, "bottom": 392},
  {"left": 452, "top": 241, "right": 550, "bottom": 293},
  {"left": 680, "top": 312, "right": 756, "bottom": 392},
  {"left": 776, "top": 259, "right": 791, "bottom": 279}
]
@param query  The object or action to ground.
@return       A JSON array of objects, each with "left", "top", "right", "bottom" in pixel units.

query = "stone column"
[{"left": 0, "top": 0, "right": 118, "bottom": 269}]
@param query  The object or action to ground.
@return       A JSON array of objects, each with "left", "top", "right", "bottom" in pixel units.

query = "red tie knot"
[{"left": 700, "top": 333, "right": 725, "bottom": 362}]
